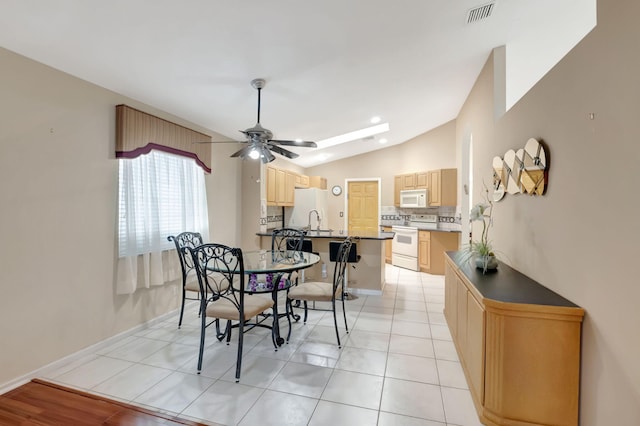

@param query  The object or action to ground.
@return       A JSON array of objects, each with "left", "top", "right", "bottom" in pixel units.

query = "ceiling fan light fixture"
[{"left": 248, "top": 147, "right": 260, "bottom": 159}]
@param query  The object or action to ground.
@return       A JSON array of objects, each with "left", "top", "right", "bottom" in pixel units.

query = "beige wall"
[
  {"left": 0, "top": 47, "right": 242, "bottom": 386},
  {"left": 456, "top": 0, "right": 640, "bottom": 423}
]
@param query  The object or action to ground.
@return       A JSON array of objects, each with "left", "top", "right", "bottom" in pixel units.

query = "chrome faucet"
[{"left": 308, "top": 209, "right": 321, "bottom": 231}]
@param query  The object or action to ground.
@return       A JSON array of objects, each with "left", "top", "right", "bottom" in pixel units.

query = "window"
[{"left": 118, "top": 150, "right": 209, "bottom": 257}]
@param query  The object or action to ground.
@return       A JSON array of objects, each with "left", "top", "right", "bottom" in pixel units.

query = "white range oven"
[
  {"left": 391, "top": 214, "right": 438, "bottom": 271},
  {"left": 391, "top": 225, "right": 419, "bottom": 271}
]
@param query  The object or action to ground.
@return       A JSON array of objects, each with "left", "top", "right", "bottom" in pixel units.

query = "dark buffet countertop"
[
  {"left": 258, "top": 230, "right": 394, "bottom": 240},
  {"left": 446, "top": 251, "right": 581, "bottom": 308}
]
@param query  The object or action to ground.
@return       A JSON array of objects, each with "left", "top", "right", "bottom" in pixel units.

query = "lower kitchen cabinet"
[
  {"left": 444, "top": 253, "right": 584, "bottom": 426},
  {"left": 418, "top": 231, "right": 431, "bottom": 271},
  {"left": 418, "top": 231, "right": 458, "bottom": 275},
  {"left": 383, "top": 226, "right": 393, "bottom": 263}
]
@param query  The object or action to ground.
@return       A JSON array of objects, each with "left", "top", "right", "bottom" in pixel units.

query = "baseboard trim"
[
  {"left": 0, "top": 307, "right": 182, "bottom": 395},
  {"left": 350, "top": 288, "right": 383, "bottom": 296}
]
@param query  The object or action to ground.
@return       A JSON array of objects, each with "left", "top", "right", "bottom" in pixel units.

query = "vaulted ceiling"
[{"left": 0, "top": 0, "right": 596, "bottom": 167}]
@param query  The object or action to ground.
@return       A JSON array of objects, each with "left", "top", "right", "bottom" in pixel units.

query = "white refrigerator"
[{"left": 288, "top": 188, "right": 329, "bottom": 229}]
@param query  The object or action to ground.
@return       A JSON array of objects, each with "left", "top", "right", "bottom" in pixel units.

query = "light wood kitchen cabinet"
[
  {"left": 415, "top": 172, "right": 429, "bottom": 189},
  {"left": 401, "top": 173, "right": 416, "bottom": 189},
  {"left": 266, "top": 165, "right": 295, "bottom": 206},
  {"left": 418, "top": 231, "right": 431, "bottom": 271},
  {"left": 444, "top": 253, "right": 584, "bottom": 426},
  {"left": 394, "top": 175, "right": 402, "bottom": 206},
  {"left": 308, "top": 176, "right": 327, "bottom": 189},
  {"left": 295, "top": 174, "right": 309, "bottom": 188},
  {"left": 393, "top": 173, "right": 419, "bottom": 206},
  {"left": 418, "top": 231, "right": 458, "bottom": 275},
  {"left": 266, "top": 165, "right": 277, "bottom": 205},
  {"left": 383, "top": 226, "right": 393, "bottom": 263},
  {"left": 284, "top": 171, "right": 295, "bottom": 206},
  {"left": 428, "top": 168, "right": 457, "bottom": 206},
  {"left": 394, "top": 169, "right": 449, "bottom": 206},
  {"left": 275, "top": 168, "right": 287, "bottom": 205}
]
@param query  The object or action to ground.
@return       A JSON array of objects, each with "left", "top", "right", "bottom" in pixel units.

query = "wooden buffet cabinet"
[{"left": 444, "top": 253, "right": 584, "bottom": 426}]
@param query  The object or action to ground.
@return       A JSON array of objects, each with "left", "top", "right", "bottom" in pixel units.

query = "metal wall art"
[{"left": 492, "top": 138, "right": 547, "bottom": 201}]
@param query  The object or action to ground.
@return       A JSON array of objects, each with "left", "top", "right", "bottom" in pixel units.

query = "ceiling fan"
[{"left": 203, "top": 78, "right": 317, "bottom": 163}]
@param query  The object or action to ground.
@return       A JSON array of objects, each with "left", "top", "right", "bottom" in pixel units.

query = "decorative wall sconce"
[{"left": 492, "top": 138, "right": 547, "bottom": 201}]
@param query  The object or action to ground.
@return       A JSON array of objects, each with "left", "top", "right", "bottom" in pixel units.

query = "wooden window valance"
[{"left": 115, "top": 104, "right": 212, "bottom": 173}]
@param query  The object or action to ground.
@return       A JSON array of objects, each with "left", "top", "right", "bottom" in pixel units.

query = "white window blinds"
[{"left": 118, "top": 150, "right": 209, "bottom": 257}]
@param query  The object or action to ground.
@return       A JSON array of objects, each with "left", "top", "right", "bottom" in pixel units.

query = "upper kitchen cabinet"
[
  {"left": 394, "top": 173, "right": 422, "bottom": 206},
  {"left": 394, "top": 170, "right": 449, "bottom": 207},
  {"left": 266, "top": 165, "right": 295, "bottom": 206},
  {"left": 429, "top": 168, "right": 457, "bottom": 206},
  {"left": 415, "top": 172, "right": 429, "bottom": 189},
  {"left": 266, "top": 165, "right": 277, "bottom": 205},
  {"left": 402, "top": 173, "right": 416, "bottom": 189},
  {"left": 295, "top": 174, "right": 310, "bottom": 188},
  {"left": 309, "top": 176, "right": 327, "bottom": 189}
]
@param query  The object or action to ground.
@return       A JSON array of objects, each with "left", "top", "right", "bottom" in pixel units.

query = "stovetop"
[{"left": 409, "top": 214, "right": 438, "bottom": 229}]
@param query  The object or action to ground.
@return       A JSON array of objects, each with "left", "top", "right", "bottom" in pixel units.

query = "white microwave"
[{"left": 400, "top": 189, "right": 428, "bottom": 208}]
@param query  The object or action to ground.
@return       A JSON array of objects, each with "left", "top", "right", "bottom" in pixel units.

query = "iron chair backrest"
[
  {"left": 332, "top": 237, "right": 354, "bottom": 298},
  {"left": 271, "top": 228, "right": 307, "bottom": 252},
  {"left": 167, "top": 232, "right": 204, "bottom": 282},
  {"left": 271, "top": 228, "right": 308, "bottom": 279},
  {"left": 187, "top": 243, "right": 245, "bottom": 311}
]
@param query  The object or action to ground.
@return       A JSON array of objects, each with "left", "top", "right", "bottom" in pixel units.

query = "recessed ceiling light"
[
  {"left": 379, "top": 138, "right": 387, "bottom": 144},
  {"left": 316, "top": 123, "right": 390, "bottom": 149},
  {"left": 370, "top": 116, "right": 381, "bottom": 124}
]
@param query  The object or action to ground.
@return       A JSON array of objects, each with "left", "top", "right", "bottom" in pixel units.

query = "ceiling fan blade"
[
  {"left": 261, "top": 146, "right": 276, "bottom": 163},
  {"left": 268, "top": 144, "right": 300, "bottom": 159},
  {"left": 269, "top": 139, "right": 317, "bottom": 148},
  {"left": 195, "top": 140, "right": 244, "bottom": 144},
  {"left": 230, "top": 146, "right": 254, "bottom": 158}
]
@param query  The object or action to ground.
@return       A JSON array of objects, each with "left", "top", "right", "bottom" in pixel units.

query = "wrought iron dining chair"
[
  {"left": 188, "top": 243, "right": 275, "bottom": 382},
  {"left": 167, "top": 232, "right": 204, "bottom": 328},
  {"left": 271, "top": 228, "right": 307, "bottom": 341},
  {"left": 286, "top": 237, "right": 353, "bottom": 348}
]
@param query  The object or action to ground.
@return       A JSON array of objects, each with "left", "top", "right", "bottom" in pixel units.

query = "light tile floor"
[{"left": 43, "top": 265, "right": 482, "bottom": 426}]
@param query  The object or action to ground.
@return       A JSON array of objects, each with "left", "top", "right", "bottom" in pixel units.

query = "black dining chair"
[
  {"left": 188, "top": 243, "right": 275, "bottom": 382},
  {"left": 271, "top": 228, "right": 307, "bottom": 341},
  {"left": 287, "top": 237, "right": 353, "bottom": 348},
  {"left": 167, "top": 232, "right": 204, "bottom": 328}
]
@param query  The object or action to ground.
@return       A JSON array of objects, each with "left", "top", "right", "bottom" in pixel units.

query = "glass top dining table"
[
  {"left": 241, "top": 250, "right": 320, "bottom": 277},
  {"left": 235, "top": 250, "right": 320, "bottom": 347}
]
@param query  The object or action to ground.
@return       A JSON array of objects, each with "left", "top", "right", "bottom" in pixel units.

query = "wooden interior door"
[{"left": 347, "top": 181, "right": 379, "bottom": 233}]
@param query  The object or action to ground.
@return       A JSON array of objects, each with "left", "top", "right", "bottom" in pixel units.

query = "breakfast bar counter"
[{"left": 257, "top": 230, "right": 394, "bottom": 294}]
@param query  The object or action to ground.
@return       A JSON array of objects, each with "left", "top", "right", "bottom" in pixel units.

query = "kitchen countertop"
[{"left": 258, "top": 230, "right": 394, "bottom": 240}]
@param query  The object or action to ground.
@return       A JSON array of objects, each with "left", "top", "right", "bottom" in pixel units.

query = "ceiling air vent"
[{"left": 466, "top": 2, "right": 495, "bottom": 24}]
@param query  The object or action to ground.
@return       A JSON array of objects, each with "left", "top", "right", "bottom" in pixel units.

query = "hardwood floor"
[{"left": 0, "top": 379, "right": 210, "bottom": 425}]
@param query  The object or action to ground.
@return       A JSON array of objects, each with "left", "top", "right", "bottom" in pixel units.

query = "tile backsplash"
[
  {"left": 265, "top": 205, "right": 284, "bottom": 229},
  {"left": 380, "top": 205, "right": 461, "bottom": 230}
]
